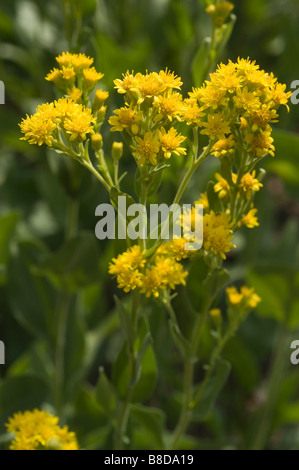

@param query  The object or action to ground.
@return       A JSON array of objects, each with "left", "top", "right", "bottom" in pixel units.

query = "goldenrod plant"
[{"left": 1, "top": 0, "right": 297, "bottom": 451}]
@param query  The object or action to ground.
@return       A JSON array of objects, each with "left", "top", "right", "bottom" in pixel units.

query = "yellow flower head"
[
  {"left": 153, "top": 92, "right": 184, "bottom": 122},
  {"left": 211, "top": 134, "right": 235, "bottom": 158},
  {"left": 240, "top": 171, "right": 263, "bottom": 199},
  {"left": 64, "top": 107, "right": 96, "bottom": 142},
  {"left": 245, "top": 130, "right": 275, "bottom": 157},
  {"left": 131, "top": 132, "right": 160, "bottom": 166},
  {"left": 226, "top": 285, "right": 261, "bottom": 310},
  {"left": 114, "top": 71, "right": 139, "bottom": 94},
  {"left": 109, "top": 106, "right": 142, "bottom": 134},
  {"left": 20, "top": 113, "right": 57, "bottom": 147},
  {"left": 56, "top": 52, "right": 93, "bottom": 71},
  {"left": 200, "top": 113, "right": 231, "bottom": 141},
  {"left": 109, "top": 245, "right": 145, "bottom": 293},
  {"left": 214, "top": 173, "right": 231, "bottom": 199},
  {"left": 140, "top": 256, "right": 188, "bottom": 297},
  {"left": 181, "top": 100, "right": 204, "bottom": 126},
  {"left": 6, "top": 409, "right": 79, "bottom": 450},
  {"left": 203, "top": 211, "right": 235, "bottom": 259},
  {"left": 241, "top": 208, "right": 259, "bottom": 228},
  {"left": 83, "top": 67, "right": 104, "bottom": 89},
  {"left": 158, "top": 127, "right": 186, "bottom": 160},
  {"left": 158, "top": 69, "right": 183, "bottom": 90}
]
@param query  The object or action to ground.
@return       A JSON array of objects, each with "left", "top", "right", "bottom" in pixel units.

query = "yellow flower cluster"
[
  {"left": 20, "top": 53, "right": 107, "bottom": 151},
  {"left": 189, "top": 58, "right": 291, "bottom": 158},
  {"left": 109, "top": 69, "right": 188, "bottom": 166},
  {"left": 46, "top": 51, "right": 103, "bottom": 95},
  {"left": 108, "top": 244, "right": 188, "bottom": 297},
  {"left": 203, "top": 211, "right": 235, "bottom": 259},
  {"left": 20, "top": 98, "right": 96, "bottom": 146},
  {"left": 6, "top": 409, "right": 78, "bottom": 450},
  {"left": 226, "top": 285, "right": 261, "bottom": 310}
]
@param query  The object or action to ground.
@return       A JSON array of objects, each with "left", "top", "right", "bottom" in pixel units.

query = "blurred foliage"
[{"left": 0, "top": 0, "right": 299, "bottom": 450}]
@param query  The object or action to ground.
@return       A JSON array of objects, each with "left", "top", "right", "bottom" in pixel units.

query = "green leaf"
[
  {"left": 192, "top": 37, "right": 211, "bottom": 87},
  {"left": 193, "top": 359, "right": 231, "bottom": 419},
  {"left": 114, "top": 295, "right": 134, "bottom": 348},
  {"left": 0, "top": 376, "right": 48, "bottom": 429},
  {"left": 95, "top": 368, "right": 116, "bottom": 417},
  {"left": 0, "top": 212, "right": 19, "bottom": 284},
  {"left": 169, "top": 320, "right": 194, "bottom": 361},
  {"left": 247, "top": 270, "right": 288, "bottom": 322},
  {"left": 130, "top": 404, "right": 165, "bottom": 449},
  {"left": 35, "top": 231, "right": 101, "bottom": 293}
]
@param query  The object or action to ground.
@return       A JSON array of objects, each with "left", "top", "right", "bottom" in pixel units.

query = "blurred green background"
[{"left": 0, "top": 0, "right": 299, "bottom": 450}]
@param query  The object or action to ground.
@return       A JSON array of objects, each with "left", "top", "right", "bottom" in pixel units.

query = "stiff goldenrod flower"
[
  {"left": 56, "top": 51, "right": 93, "bottom": 71},
  {"left": 159, "top": 238, "right": 190, "bottom": 261},
  {"left": 245, "top": 130, "right": 275, "bottom": 157},
  {"left": 131, "top": 132, "right": 160, "bottom": 166},
  {"left": 93, "top": 89, "right": 109, "bottom": 109},
  {"left": 158, "top": 69, "right": 183, "bottom": 90},
  {"left": 112, "top": 141, "right": 123, "bottom": 161},
  {"left": 210, "top": 308, "right": 222, "bottom": 318},
  {"left": 83, "top": 67, "right": 104, "bottom": 89},
  {"left": 240, "top": 171, "right": 263, "bottom": 199},
  {"left": 20, "top": 113, "right": 57, "bottom": 147},
  {"left": 206, "top": 2, "right": 234, "bottom": 27},
  {"left": 114, "top": 70, "right": 139, "bottom": 94},
  {"left": 203, "top": 211, "right": 235, "bottom": 259},
  {"left": 141, "top": 256, "right": 188, "bottom": 298},
  {"left": 226, "top": 285, "right": 261, "bottom": 310},
  {"left": 135, "top": 71, "right": 166, "bottom": 103},
  {"left": 109, "top": 107, "right": 142, "bottom": 134},
  {"left": 64, "top": 108, "right": 96, "bottom": 142},
  {"left": 181, "top": 100, "right": 204, "bottom": 126},
  {"left": 158, "top": 127, "right": 186, "bottom": 160},
  {"left": 214, "top": 173, "right": 231, "bottom": 199},
  {"left": 6, "top": 409, "right": 78, "bottom": 450},
  {"left": 211, "top": 135, "right": 235, "bottom": 158},
  {"left": 67, "top": 87, "right": 82, "bottom": 102},
  {"left": 241, "top": 208, "right": 259, "bottom": 228},
  {"left": 200, "top": 113, "right": 231, "bottom": 141},
  {"left": 153, "top": 92, "right": 183, "bottom": 122},
  {"left": 109, "top": 245, "right": 145, "bottom": 293},
  {"left": 195, "top": 193, "right": 209, "bottom": 211}
]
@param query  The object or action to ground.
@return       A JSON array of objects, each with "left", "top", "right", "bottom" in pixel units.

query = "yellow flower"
[
  {"left": 157, "top": 127, "right": 186, "bottom": 159},
  {"left": 67, "top": 87, "right": 82, "bottom": 102},
  {"left": 60, "top": 66, "right": 76, "bottom": 82},
  {"left": 200, "top": 113, "right": 231, "bottom": 141},
  {"left": 160, "top": 238, "right": 190, "bottom": 261},
  {"left": 93, "top": 89, "right": 109, "bottom": 109},
  {"left": 6, "top": 409, "right": 79, "bottom": 450},
  {"left": 195, "top": 193, "right": 209, "bottom": 211},
  {"left": 83, "top": 67, "right": 104, "bottom": 89},
  {"left": 158, "top": 69, "right": 182, "bottom": 90},
  {"left": 245, "top": 130, "right": 275, "bottom": 157},
  {"left": 214, "top": 173, "right": 231, "bottom": 199},
  {"left": 233, "top": 86, "right": 261, "bottom": 112},
  {"left": 241, "top": 208, "right": 259, "bottom": 228},
  {"left": 195, "top": 82, "right": 228, "bottom": 110},
  {"left": 64, "top": 108, "right": 96, "bottom": 141},
  {"left": 153, "top": 92, "right": 183, "bottom": 122},
  {"left": 140, "top": 256, "right": 188, "bottom": 297},
  {"left": 226, "top": 285, "right": 261, "bottom": 310},
  {"left": 131, "top": 131, "right": 160, "bottom": 166},
  {"left": 211, "top": 135, "right": 235, "bottom": 158},
  {"left": 249, "top": 104, "right": 278, "bottom": 131},
  {"left": 109, "top": 107, "right": 142, "bottom": 134},
  {"left": 203, "top": 211, "right": 235, "bottom": 259},
  {"left": 226, "top": 286, "right": 243, "bottom": 305},
  {"left": 206, "top": 2, "right": 234, "bottom": 26},
  {"left": 114, "top": 70, "right": 139, "bottom": 94},
  {"left": 181, "top": 100, "right": 204, "bottom": 126},
  {"left": 270, "top": 82, "right": 292, "bottom": 110},
  {"left": 135, "top": 71, "right": 166, "bottom": 103},
  {"left": 210, "top": 308, "right": 222, "bottom": 318},
  {"left": 56, "top": 52, "right": 93, "bottom": 71},
  {"left": 109, "top": 245, "right": 145, "bottom": 293},
  {"left": 20, "top": 113, "right": 57, "bottom": 147},
  {"left": 240, "top": 171, "right": 263, "bottom": 199}
]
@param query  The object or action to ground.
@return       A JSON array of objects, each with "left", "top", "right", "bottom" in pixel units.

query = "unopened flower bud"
[
  {"left": 112, "top": 141, "right": 123, "bottom": 161},
  {"left": 91, "top": 133, "right": 103, "bottom": 151},
  {"left": 93, "top": 89, "right": 109, "bottom": 110}
]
